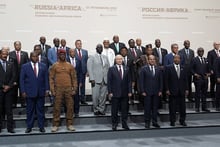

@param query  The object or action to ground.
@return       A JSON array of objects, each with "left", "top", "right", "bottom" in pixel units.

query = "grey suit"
[{"left": 87, "top": 53, "right": 110, "bottom": 113}]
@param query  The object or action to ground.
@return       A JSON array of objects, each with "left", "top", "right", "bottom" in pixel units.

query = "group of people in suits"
[{"left": 1, "top": 35, "right": 220, "bottom": 133}]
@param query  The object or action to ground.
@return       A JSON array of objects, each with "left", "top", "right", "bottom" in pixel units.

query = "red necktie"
[
  {"left": 132, "top": 48, "right": 136, "bottom": 57},
  {"left": 34, "top": 63, "right": 37, "bottom": 77},
  {"left": 119, "top": 65, "right": 122, "bottom": 79},
  {"left": 16, "top": 51, "right": 20, "bottom": 64},
  {"left": 78, "top": 49, "right": 82, "bottom": 59}
]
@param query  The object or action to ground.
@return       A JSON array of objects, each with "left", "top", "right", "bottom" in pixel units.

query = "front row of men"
[{"left": 1, "top": 44, "right": 219, "bottom": 133}]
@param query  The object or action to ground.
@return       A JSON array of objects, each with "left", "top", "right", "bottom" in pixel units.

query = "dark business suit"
[
  {"left": 153, "top": 48, "right": 168, "bottom": 66},
  {"left": 9, "top": 50, "right": 29, "bottom": 106},
  {"left": 107, "top": 65, "right": 132, "bottom": 127},
  {"left": 38, "top": 44, "right": 51, "bottom": 57},
  {"left": 140, "top": 65, "right": 163, "bottom": 124},
  {"left": 207, "top": 49, "right": 219, "bottom": 99},
  {"left": 179, "top": 48, "right": 195, "bottom": 99},
  {"left": 20, "top": 62, "right": 49, "bottom": 129},
  {"left": 165, "top": 64, "right": 188, "bottom": 124},
  {"left": 136, "top": 46, "right": 145, "bottom": 54},
  {"left": 66, "top": 56, "right": 83, "bottom": 114},
  {"left": 214, "top": 57, "right": 220, "bottom": 109},
  {"left": 75, "top": 48, "right": 88, "bottom": 102},
  {"left": 39, "top": 55, "right": 48, "bottom": 69},
  {"left": 191, "top": 56, "right": 209, "bottom": 110},
  {"left": 0, "top": 60, "right": 17, "bottom": 131},
  {"left": 109, "top": 42, "right": 126, "bottom": 55}
]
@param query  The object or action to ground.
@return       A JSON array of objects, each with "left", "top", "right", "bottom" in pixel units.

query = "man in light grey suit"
[{"left": 87, "top": 44, "right": 110, "bottom": 115}]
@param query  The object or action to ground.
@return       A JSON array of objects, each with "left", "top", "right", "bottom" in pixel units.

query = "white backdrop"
[{"left": 0, "top": 0, "right": 220, "bottom": 55}]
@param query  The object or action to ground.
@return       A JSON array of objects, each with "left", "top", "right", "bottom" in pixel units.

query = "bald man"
[{"left": 107, "top": 55, "right": 132, "bottom": 131}]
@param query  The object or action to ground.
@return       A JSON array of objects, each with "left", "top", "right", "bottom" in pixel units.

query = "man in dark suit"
[
  {"left": 207, "top": 42, "right": 220, "bottom": 104},
  {"left": 127, "top": 39, "right": 142, "bottom": 103},
  {"left": 152, "top": 39, "right": 168, "bottom": 66},
  {"left": 165, "top": 55, "right": 189, "bottom": 127},
  {"left": 140, "top": 55, "right": 163, "bottom": 128},
  {"left": 60, "top": 39, "right": 70, "bottom": 57},
  {"left": 38, "top": 36, "right": 51, "bottom": 57},
  {"left": 108, "top": 55, "right": 132, "bottom": 131},
  {"left": 9, "top": 41, "right": 29, "bottom": 107},
  {"left": 109, "top": 35, "right": 126, "bottom": 55},
  {"left": 74, "top": 40, "right": 88, "bottom": 105},
  {"left": 152, "top": 39, "right": 168, "bottom": 104},
  {"left": 191, "top": 48, "right": 210, "bottom": 112},
  {"left": 214, "top": 55, "right": 220, "bottom": 111},
  {"left": 34, "top": 45, "right": 48, "bottom": 68},
  {"left": 0, "top": 48, "right": 17, "bottom": 133},
  {"left": 66, "top": 48, "right": 83, "bottom": 117},
  {"left": 178, "top": 40, "right": 195, "bottom": 102},
  {"left": 136, "top": 38, "right": 145, "bottom": 54},
  {"left": 20, "top": 52, "right": 49, "bottom": 133}
]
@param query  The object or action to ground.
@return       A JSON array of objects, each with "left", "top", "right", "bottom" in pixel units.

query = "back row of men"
[{"left": 1, "top": 35, "right": 220, "bottom": 133}]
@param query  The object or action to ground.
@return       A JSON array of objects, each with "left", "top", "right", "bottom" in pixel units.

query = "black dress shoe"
[
  {"left": 180, "top": 121, "right": 187, "bottom": 126},
  {"left": 128, "top": 112, "right": 132, "bottom": 115},
  {"left": 195, "top": 108, "right": 200, "bottom": 112},
  {"left": 122, "top": 124, "right": 130, "bottom": 130},
  {"left": 145, "top": 123, "right": 150, "bottom": 129},
  {"left": 8, "top": 129, "right": 15, "bottom": 133},
  {"left": 25, "top": 128, "right": 32, "bottom": 133},
  {"left": 188, "top": 98, "right": 195, "bottom": 102},
  {"left": 75, "top": 113, "right": 79, "bottom": 117},
  {"left": 216, "top": 108, "right": 220, "bottom": 111},
  {"left": 94, "top": 111, "right": 99, "bottom": 115},
  {"left": 112, "top": 124, "right": 117, "bottom": 131},
  {"left": 39, "top": 128, "right": 46, "bottom": 133},
  {"left": 170, "top": 122, "right": 175, "bottom": 126},
  {"left": 152, "top": 123, "right": 160, "bottom": 128},
  {"left": 202, "top": 109, "right": 210, "bottom": 112},
  {"left": 81, "top": 101, "right": 88, "bottom": 105},
  {"left": 99, "top": 111, "right": 105, "bottom": 115}
]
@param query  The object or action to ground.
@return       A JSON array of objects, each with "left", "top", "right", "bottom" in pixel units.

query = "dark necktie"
[
  {"left": 119, "top": 65, "right": 122, "bottom": 79},
  {"left": 2, "top": 61, "right": 6, "bottom": 72},
  {"left": 78, "top": 49, "right": 82, "bottom": 59},
  {"left": 201, "top": 57, "right": 204, "bottom": 64}
]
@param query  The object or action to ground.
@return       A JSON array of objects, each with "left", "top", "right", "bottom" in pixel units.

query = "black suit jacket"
[
  {"left": 109, "top": 42, "right": 126, "bottom": 55},
  {"left": 107, "top": 65, "right": 132, "bottom": 98},
  {"left": 136, "top": 46, "right": 145, "bottom": 54},
  {"left": 38, "top": 44, "right": 51, "bottom": 57},
  {"left": 139, "top": 65, "right": 163, "bottom": 95},
  {"left": 165, "top": 64, "right": 188, "bottom": 96},
  {"left": 9, "top": 50, "right": 29, "bottom": 81},
  {"left": 207, "top": 49, "right": 219, "bottom": 72},
  {"left": 0, "top": 60, "right": 17, "bottom": 89},
  {"left": 214, "top": 57, "right": 220, "bottom": 80},
  {"left": 191, "top": 56, "right": 210, "bottom": 82},
  {"left": 152, "top": 48, "right": 168, "bottom": 66}
]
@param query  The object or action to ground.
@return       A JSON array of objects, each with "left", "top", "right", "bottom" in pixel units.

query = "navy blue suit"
[
  {"left": 165, "top": 64, "right": 188, "bottom": 123},
  {"left": 66, "top": 56, "right": 83, "bottom": 114},
  {"left": 75, "top": 48, "right": 88, "bottom": 102},
  {"left": 20, "top": 62, "right": 49, "bottom": 129},
  {"left": 109, "top": 42, "right": 126, "bottom": 55},
  {"left": 107, "top": 65, "right": 132, "bottom": 126},
  {"left": 164, "top": 53, "right": 185, "bottom": 66},
  {"left": 140, "top": 65, "right": 163, "bottom": 124},
  {"left": 191, "top": 56, "right": 210, "bottom": 110}
]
